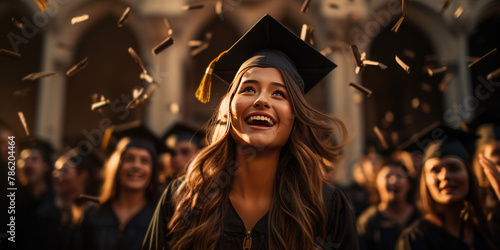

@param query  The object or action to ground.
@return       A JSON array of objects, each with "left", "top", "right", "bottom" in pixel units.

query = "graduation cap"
[
  {"left": 195, "top": 14, "right": 337, "bottom": 103},
  {"left": 101, "top": 121, "right": 162, "bottom": 159},
  {"left": 162, "top": 123, "right": 205, "bottom": 153},
  {"left": 398, "top": 123, "right": 478, "bottom": 163},
  {"left": 465, "top": 110, "right": 500, "bottom": 142}
]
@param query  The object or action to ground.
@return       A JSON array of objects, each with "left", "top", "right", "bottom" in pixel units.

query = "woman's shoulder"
[{"left": 322, "top": 183, "right": 355, "bottom": 212}]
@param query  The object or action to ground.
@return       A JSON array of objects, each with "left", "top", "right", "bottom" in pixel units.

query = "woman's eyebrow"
[
  {"left": 242, "top": 79, "right": 259, "bottom": 84},
  {"left": 271, "top": 82, "right": 285, "bottom": 88}
]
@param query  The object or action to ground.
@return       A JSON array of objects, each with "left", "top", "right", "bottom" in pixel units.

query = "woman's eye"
[
  {"left": 430, "top": 168, "right": 440, "bottom": 174},
  {"left": 273, "top": 90, "right": 286, "bottom": 98},
  {"left": 241, "top": 87, "right": 255, "bottom": 93}
]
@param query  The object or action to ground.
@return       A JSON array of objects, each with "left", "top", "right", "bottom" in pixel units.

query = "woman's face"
[
  {"left": 376, "top": 165, "right": 411, "bottom": 204},
  {"left": 118, "top": 147, "right": 153, "bottom": 192},
  {"left": 424, "top": 156, "right": 469, "bottom": 205},
  {"left": 483, "top": 141, "right": 500, "bottom": 171},
  {"left": 230, "top": 67, "right": 293, "bottom": 149}
]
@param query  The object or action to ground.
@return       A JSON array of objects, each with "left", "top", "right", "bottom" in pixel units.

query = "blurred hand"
[{"left": 479, "top": 153, "right": 500, "bottom": 201}]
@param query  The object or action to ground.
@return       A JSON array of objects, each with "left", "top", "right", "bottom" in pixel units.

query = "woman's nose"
[{"left": 253, "top": 94, "right": 270, "bottom": 109}]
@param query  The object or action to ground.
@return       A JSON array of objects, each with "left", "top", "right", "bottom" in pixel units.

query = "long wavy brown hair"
[
  {"left": 417, "top": 156, "right": 497, "bottom": 248},
  {"left": 167, "top": 67, "right": 348, "bottom": 249}
]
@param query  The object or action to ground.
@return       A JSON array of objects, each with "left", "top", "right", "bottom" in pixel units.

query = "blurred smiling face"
[
  {"left": 19, "top": 149, "right": 49, "bottom": 185},
  {"left": 118, "top": 147, "right": 153, "bottom": 191},
  {"left": 230, "top": 67, "right": 294, "bottom": 150},
  {"left": 424, "top": 156, "right": 469, "bottom": 205},
  {"left": 483, "top": 141, "right": 500, "bottom": 170},
  {"left": 376, "top": 165, "right": 411, "bottom": 204}
]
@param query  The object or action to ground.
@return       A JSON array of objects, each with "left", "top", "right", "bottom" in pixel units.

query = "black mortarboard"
[
  {"left": 162, "top": 122, "right": 205, "bottom": 152},
  {"left": 195, "top": 14, "right": 337, "bottom": 103},
  {"left": 398, "top": 123, "right": 478, "bottom": 163},
  {"left": 465, "top": 110, "right": 500, "bottom": 142},
  {"left": 102, "top": 121, "right": 162, "bottom": 159}
]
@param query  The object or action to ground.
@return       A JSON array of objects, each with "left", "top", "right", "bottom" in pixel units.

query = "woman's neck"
[
  {"left": 378, "top": 200, "right": 414, "bottom": 225},
  {"left": 112, "top": 189, "right": 147, "bottom": 226},
  {"left": 231, "top": 147, "right": 280, "bottom": 200}
]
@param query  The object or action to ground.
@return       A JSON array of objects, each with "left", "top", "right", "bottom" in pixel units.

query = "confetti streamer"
[
  {"left": 454, "top": 3, "right": 468, "bottom": 18},
  {"left": 426, "top": 66, "right": 447, "bottom": 77},
  {"left": 18, "top": 112, "right": 29, "bottom": 136},
  {"left": 182, "top": 4, "right": 204, "bottom": 11},
  {"left": 66, "top": 57, "right": 88, "bottom": 77},
  {"left": 22, "top": 72, "right": 58, "bottom": 80},
  {"left": 349, "top": 82, "right": 372, "bottom": 97},
  {"left": 118, "top": 7, "right": 131, "bottom": 27},
  {"left": 128, "top": 47, "right": 147, "bottom": 72},
  {"left": 391, "top": 16, "right": 405, "bottom": 32},
  {"left": 468, "top": 48, "right": 497, "bottom": 68},
  {"left": 11, "top": 18, "right": 23, "bottom": 29},
  {"left": 300, "top": 0, "right": 311, "bottom": 13},
  {"left": 164, "top": 18, "right": 173, "bottom": 36},
  {"left": 374, "top": 126, "right": 389, "bottom": 150},
  {"left": 395, "top": 55, "right": 410, "bottom": 74},
  {"left": 486, "top": 67, "right": 500, "bottom": 80},
  {"left": 152, "top": 37, "right": 174, "bottom": 56},
  {"left": 71, "top": 14, "right": 89, "bottom": 25},
  {"left": 0, "top": 49, "right": 22, "bottom": 59}
]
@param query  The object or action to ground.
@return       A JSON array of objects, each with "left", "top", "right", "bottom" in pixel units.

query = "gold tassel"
[
  {"left": 195, "top": 50, "right": 227, "bottom": 103},
  {"left": 35, "top": 0, "right": 48, "bottom": 12}
]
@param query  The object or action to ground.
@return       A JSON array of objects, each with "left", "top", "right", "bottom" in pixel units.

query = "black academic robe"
[
  {"left": 396, "top": 218, "right": 496, "bottom": 250},
  {"left": 142, "top": 179, "right": 359, "bottom": 250},
  {"left": 77, "top": 202, "right": 155, "bottom": 250},
  {"left": 357, "top": 205, "right": 420, "bottom": 250}
]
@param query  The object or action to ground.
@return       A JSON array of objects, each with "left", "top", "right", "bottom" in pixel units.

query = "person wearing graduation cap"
[
  {"left": 74, "top": 127, "right": 160, "bottom": 250},
  {"left": 142, "top": 15, "right": 357, "bottom": 250},
  {"left": 396, "top": 125, "right": 499, "bottom": 250},
  {"left": 357, "top": 152, "right": 419, "bottom": 250}
]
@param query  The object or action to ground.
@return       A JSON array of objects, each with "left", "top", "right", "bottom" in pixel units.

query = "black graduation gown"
[
  {"left": 356, "top": 205, "right": 420, "bottom": 250},
  {"left": 396, "top": 218, "right": 496, "bottom": 250},
  {"left": 77, "top": 202, "right": 155, "bottom": 250},
  {"left": 142, "top": 179, "right": 359, "bottom": 250}
]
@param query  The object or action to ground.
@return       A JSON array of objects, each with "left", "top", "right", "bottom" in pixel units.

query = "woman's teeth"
[{"left": 246, "top": 116, "right": 274, "bottom": 126}]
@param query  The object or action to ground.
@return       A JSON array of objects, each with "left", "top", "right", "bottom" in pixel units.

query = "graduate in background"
[
  {"left": 397, "top": 125, "right": 499, "bottom": 250},
  {"left": 142, "top": 15, "right": 358, "bottom": 250},
  {"left": 74, "top": 128, "right": 160, "bottom": 250}
]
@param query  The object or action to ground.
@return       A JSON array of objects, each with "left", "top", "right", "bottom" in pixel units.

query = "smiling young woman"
[
  {"left": 396, "top": 126, "right": 499, "bottom": 250},
  {"left": 142, "top": 15, "right": 358, "bottom": 250}
]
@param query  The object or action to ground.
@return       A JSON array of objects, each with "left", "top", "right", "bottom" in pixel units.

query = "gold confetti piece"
[
  {"left": 363, "top": 60, "right": 388, "bottom": 69},
  {"left": 391, "top": 16, "right": 405, "bottom": 33},
  {"left": 188, "top": 40, "right": 203, "bottom": 47},
  {"left": 182, "top": 4, "right": 204, "bottom": 11},
  {"left": 439, "top": 73, "right": 453, "bottom": 92},
  {"left": 215, "top": 0, "right": 223, "bottom": 17},
  {"left": 486, "top": 67, "right": 500, "bottom": 80},
  {"left": 140, "top": 72, "right": 155, "bottom": 84},
  {"left": 66, "top": 57, "right": 88, "bottom": 77},
  {"left": 395, "top": 55, "right": 410, "bottom": 74},
  {"left": 402, "top": 0, "right": 407, "bottom": 16},
  {"left": 191, "top": 42, "right": 209, "bottom": 57},
  {"left": 349, "top": 82, "right": 372, "bottom": 97},
  {"left": 128, "top": 47, "right": 147, "bottom": 72},
  {"left": 126, "top": 84, "right": 158, "bottom": 109},
  {"left": 300, "top": 24, "right": 314, "bottom": 45},
  {"left": 426, "top": 66, "right": 447, "bottom": 77},
  {"left": 91, "top": 100, "right": 109, "bottom": 111},
  {"left": 454, "top": 3, "right": 468, "bottom": 18},
  {"left": 0, "top": 48, "right": 22, "bottom": 59},
  {"left": 300, "top": 0, "right": 311, "bottom": 13},
  {"left": 11, "top": 18, "right": 23, "bottom": 29},
  {"left": 18, "top": 112, "right": 29, "bottom": 136},
  {"left": 164, "top": 18, "right": 173, "bottom": 36},
  {"left": 13, "top": 87, "right": 32, "bottom": 97},
  {"left": 320, "top": 47, "right": 332, "bottom": 56},
  {"left": 468, "top": 48, "right": 497, "bottom": 68},
  {"left": 351, "top": 45, "right": 363, "bottom": 67},
  {"left": 117, "top": 7, "right": 131, "bottom": 28},
  {"left": 440, "top": 0, "right": 451, "bottom": 14},
  {"left": 152, "top": 37, "right": 174, "bottom": 56},
  {"left": 22, "top": 72, "right": 58, "bottom": 80},
  {"left": 71, "top": 14, "right": 89, "bottom": 25},
  {"left": 374, "top": 126, "right": 389, "bottom": 150},
  {"left": 79, "top": 194, "right": 100, "bottom": 203},
  {"left": 34, "top": 0, "right": 48, "bottom": 12}
]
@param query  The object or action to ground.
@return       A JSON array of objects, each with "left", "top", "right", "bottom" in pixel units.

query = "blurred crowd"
[{"left": 1, "top": 111, "right": 499, "bottom": 250}]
